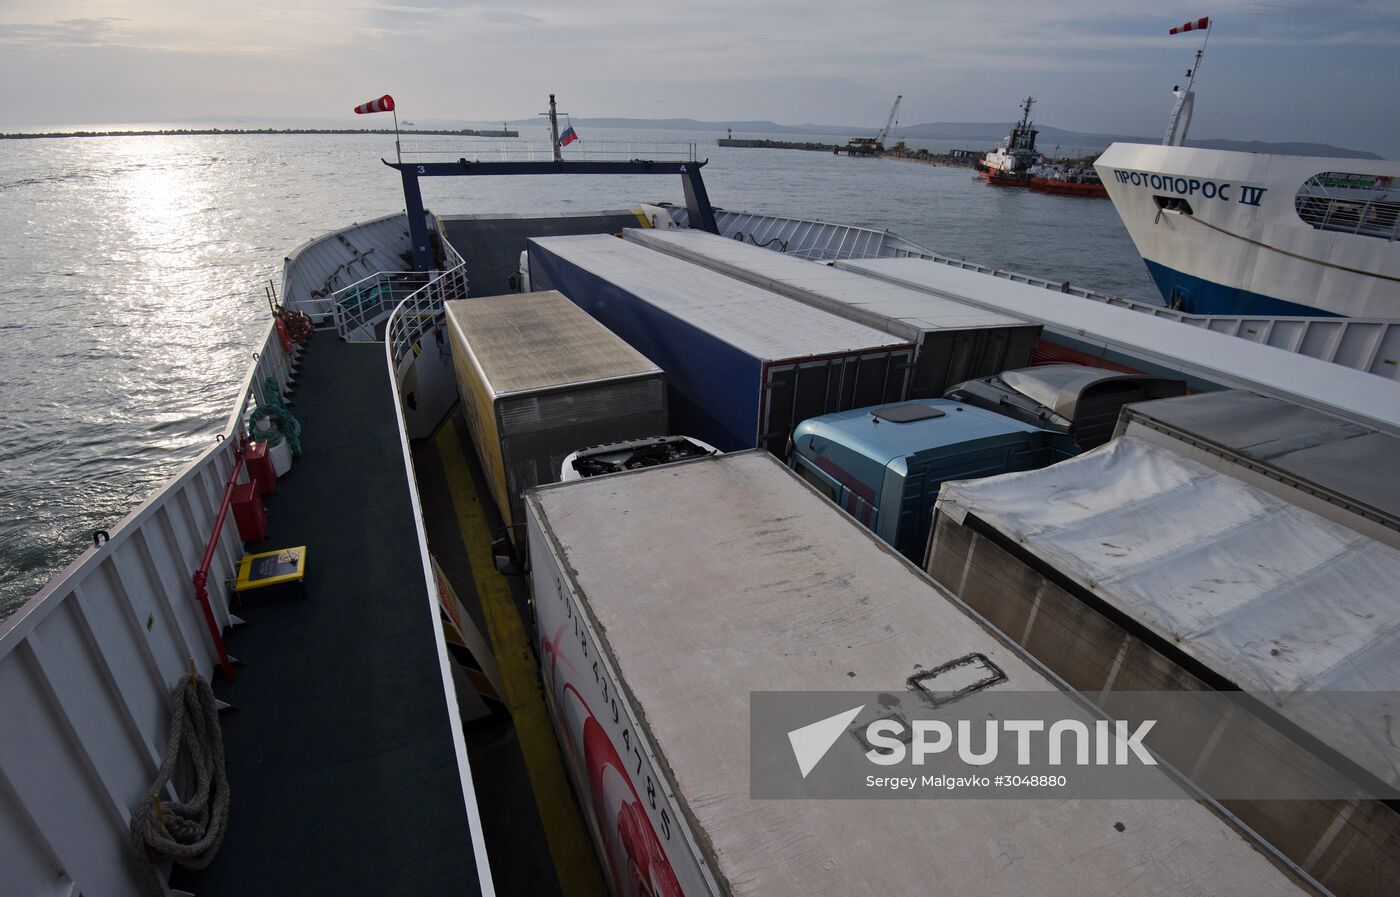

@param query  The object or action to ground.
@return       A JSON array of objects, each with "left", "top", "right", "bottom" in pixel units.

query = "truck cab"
[
  {"left": 944, "top": 363, "right": 1187, "bottom": 451},
  {"left": 789, "top": 400, "right": 1074, "bottom": 561}
]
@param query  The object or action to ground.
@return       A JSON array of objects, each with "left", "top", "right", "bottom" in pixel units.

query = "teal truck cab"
[{"left": 788, "top": 400, "right": 1074, "bottom": 561}]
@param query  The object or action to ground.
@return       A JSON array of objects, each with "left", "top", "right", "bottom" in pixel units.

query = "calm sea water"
[{"left": 0, "top": 128, "right": 1157, "bottom": 618}]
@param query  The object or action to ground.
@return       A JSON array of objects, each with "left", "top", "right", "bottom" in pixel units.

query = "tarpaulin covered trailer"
[
  {"left": 1116, "top": 389, "right": 1400, "bottom": 550},
  {"left": 445, "top": 290, "right": 667, "bottom": 529},
  {"left": 928, "top": 436, "right": 1400, "bottom": 897},
  {"left": 527, "top": 234, "right": 914, "bottom": 453},
  {"left": 524, "top": 450, "right": 1318, "bottom": 897},
  {"left": 626, "top": 227, "right": 1041, "bottom": 397}
]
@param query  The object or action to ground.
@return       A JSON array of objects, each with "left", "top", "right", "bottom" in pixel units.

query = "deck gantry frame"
[{"left": 385, "top": 158, "right": 720, "bottom": 272}]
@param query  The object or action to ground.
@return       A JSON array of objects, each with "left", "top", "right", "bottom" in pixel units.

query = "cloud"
[
  {"left": 478, "top": 11, "right": 543, "bottom": 26},
  {"left": 0, "top": 17, "right": 126, "bottom": 48},
  {"left": 0, "top": 0, "right": 1393, "bottom": 155}
]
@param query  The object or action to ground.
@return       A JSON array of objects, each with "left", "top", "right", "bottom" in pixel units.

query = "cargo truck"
[
  {"left": 1115, "top": 389, "right": 1400, "bottom": 549},
  {"left": 444, "top": 290, "right": 668, "bottom": 532},
  {"left": 928, "top": 435, "right": 1400, "bottom": 897},
  {"left": 944, "top": 362, "right": 1186, "bottom": 450},
  {"left": 789, "top": 399, "right": 1074, "bottom": 561},
  {"left": 526, "top": 234, "right": 914, "bottom": 454},
  {"left": 523, "top": 451, "right": 1319, "bottom": 897},
  {"left": 625, "top": 226, "right": 1042, "bottom": 397}
]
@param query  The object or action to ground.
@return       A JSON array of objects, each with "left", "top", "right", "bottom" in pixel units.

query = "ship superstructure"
[{"left": 978, "top": 97, "right": 1041, "bottom": 183}]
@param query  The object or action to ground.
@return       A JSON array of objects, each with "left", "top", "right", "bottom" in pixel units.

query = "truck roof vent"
[
  {"left": 908, "top": 653, "right": 1007, "bottom": 708},
  {"left": 873, "top": 403, "right": 947, "bottom": 423}
]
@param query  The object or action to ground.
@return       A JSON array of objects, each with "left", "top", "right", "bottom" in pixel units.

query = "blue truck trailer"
[
  {"left": 789, "top": 399, "right": 1074, "bottom": 561},
  {"left": 625, "top": 227, "right": 1042, "bottom": 398},
  {"left": 527, "top": 234, "right": 915, "bottom": 453}
]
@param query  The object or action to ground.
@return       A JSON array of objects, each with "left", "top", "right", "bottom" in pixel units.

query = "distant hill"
[{"left": 494, "top": 116, "right": 1384, "bottom": 160}]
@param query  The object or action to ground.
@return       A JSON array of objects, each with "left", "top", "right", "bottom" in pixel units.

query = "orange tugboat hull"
[{"left": 1029, "top": 177, "right": 1108, "bottom": 197}]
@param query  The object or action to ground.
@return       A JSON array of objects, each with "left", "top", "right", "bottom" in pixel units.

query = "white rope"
[{"left": 129, "top": 670, "right": 231, "bottom": 895}]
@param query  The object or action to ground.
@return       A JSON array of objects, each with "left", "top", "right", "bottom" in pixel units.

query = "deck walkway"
[{"left": 177, "top": 337, "right": 481, "bottom": 896}]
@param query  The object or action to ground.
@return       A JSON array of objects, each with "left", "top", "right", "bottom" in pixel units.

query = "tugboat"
[{"left": 978, "top": 96, "right": 1041, "bottom": 186}]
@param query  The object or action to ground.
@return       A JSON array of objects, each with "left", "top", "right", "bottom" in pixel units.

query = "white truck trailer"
[{"left": 523, "top": 450, "right": 1319, "bottom": 897}]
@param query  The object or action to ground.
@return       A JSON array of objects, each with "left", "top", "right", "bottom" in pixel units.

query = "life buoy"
[{"left": 275, "top": 318, "right": 295, "bottom": 355}]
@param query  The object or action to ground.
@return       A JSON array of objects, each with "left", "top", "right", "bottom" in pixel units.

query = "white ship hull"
[{"left": 1095, "top": 143, "right": 1400, "bottom": 318}]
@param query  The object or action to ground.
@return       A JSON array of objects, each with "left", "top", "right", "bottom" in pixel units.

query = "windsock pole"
[{"left": 352, "top": 94, "right": 400, "bottom": 161}]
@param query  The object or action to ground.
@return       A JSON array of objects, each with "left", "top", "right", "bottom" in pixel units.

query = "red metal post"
[{"left": 192, "top": 447, "right": 245, "bottom": 682}]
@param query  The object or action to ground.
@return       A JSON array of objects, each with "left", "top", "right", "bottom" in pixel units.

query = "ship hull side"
[
  {"left": 1143, "top": 259, "right": 1343, "bottom": 317},
  {"left": 1095, "top": 144, "right": 1400, "bottom": 318}
]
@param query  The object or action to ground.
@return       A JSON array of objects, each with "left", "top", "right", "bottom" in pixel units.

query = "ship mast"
[
  {"left": 1164, "top": 22, "right": 1211, "bottom": 146},
  {"left": 541, "top": 94, "right": 567, "bottom": 162}
]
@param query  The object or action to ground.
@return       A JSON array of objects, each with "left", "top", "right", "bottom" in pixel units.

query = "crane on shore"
[
  {"left": 875, "top": 95, "right": 902, "bottom": 148},
  {"left": 842, "top": 94, "right": 904, "bottom": 157}
]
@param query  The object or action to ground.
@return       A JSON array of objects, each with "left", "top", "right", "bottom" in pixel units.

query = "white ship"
[
  {"left": 1095, "top": 20, "right": 1400, "bottom": 318},
  {"left": 1097, "top": 144, "right": 1400, "bottom": 317}
]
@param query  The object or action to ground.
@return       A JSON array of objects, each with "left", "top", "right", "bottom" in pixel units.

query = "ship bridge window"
[
  {"left": 1153, "top": 195, "right": 1193, "bottom": 215},
  {"left": 1295, "top": 171, "right": 1399, "bottom": 240}
]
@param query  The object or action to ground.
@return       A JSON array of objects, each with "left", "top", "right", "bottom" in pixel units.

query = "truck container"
[
  {"left": 526, "top": 234, "right": 914, "bottom": 454},
  {"left": 524, "top": 450, "right": 1317, "bottom": 897},
  {"left": 444, "top": 290, "right": 667, "bottom": 529},
  {"left": 927, "top": 436, "right": 1400, "bottom": 897},
  {"left": 789, "top": 399, "right": 1074, "bottom": 561},
  {"left": 944, "top": 362, "right": 1186, "bottom": 450},
  {"left": 836, "top": 256, "right": 1400, "bottom": 436},
  {"left": 1115, "top": 389, "right": 1400, "bottom": 549},
  {"left": 625, "top": 227, "right": 1041, "bottom": 397}
]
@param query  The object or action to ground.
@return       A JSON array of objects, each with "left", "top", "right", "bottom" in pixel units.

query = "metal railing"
[
  {"left": 330, "top": 270, "right": 427, "bottom": 341},
  {"left": 387, "top": 251, "right": 468, "bottom": 369},
  {"left": 1296, "top": 193, "right": 1400, "bottom": 241},
  {"left": 379, "top": 249, "right": 497, "bottom": 897},
  {"left": 397, "top": 138, "right": 699, "bottom": 164},
  {"left": 710, "top": 208, "right": 1132, "bottom": 304}
]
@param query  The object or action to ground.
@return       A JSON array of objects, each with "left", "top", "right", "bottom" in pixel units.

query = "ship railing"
[
  {"left": 379, "top": 255, "right": 497, "bottom": 893},
  {"left": 385, "top": 262, "right": 467, "bottom": 369},
  {"left": 396, "top": 138, "right": 699, "bottom": 164},
  {"left": 329, "top": 270, "right": 429, "bottom": 342},
  {"left": 0, "top": 320, "right": 297, "bottom": 897},
  {"left": 710, "top": 207, "right": 1400, "bottom": 378},
  {"left": 1295, "top": 193, "right": 1400, "bottom": 242},
  {"left": 709, "top": 208, "right": 1131, "bottom": 302}
]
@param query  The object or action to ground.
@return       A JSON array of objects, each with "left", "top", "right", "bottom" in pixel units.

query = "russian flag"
[{"left": 559, "top": 126, "right": 579, "bottom": 147}]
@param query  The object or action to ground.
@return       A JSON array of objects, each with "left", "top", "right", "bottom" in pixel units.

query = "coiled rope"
[
  {"left": 253, "top": 376, "right": 302, "bottom": 456},
  {"left": 129, "top": 669, "right": 231, "bottom": 895}
]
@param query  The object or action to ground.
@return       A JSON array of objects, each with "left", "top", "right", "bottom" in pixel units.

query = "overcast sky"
[{"left": 1, "top": 1, "right": 1397, "bottom": 156}]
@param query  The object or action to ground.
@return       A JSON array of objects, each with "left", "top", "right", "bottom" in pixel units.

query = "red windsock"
[
  {"left": 353, "top": 95, "right": 395, "bottom": 114},
  {"left": 1169, "top": 17, "right": 1210, "bottom": 35}
]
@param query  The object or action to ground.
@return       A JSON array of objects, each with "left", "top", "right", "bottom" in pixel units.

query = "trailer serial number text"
[{"left": 866, "top": 775, "right": 1068, "bottom": 791}]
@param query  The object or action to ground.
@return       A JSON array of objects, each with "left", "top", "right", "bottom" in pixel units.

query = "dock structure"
[{"left": 718, "top": 137, "right": 838, "bottom": 151}]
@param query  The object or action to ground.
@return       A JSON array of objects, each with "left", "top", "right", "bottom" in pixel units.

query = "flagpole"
[
  {"left": 1195, "top": 21, "right": 1212, "bottom": 87},
  {"left": 548, "top": 95, "right": 561, "bottom": 163},
  {"left": 393, "top": 107, "right": 401, "bottom": 164}
]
